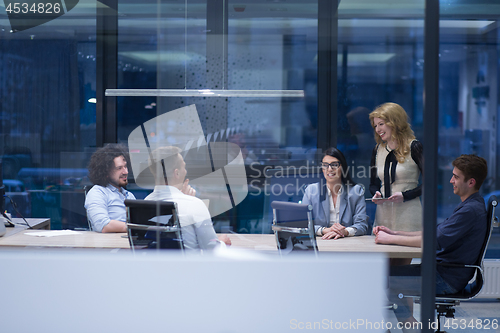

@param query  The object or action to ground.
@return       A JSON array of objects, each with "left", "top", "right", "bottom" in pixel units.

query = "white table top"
[{"left": 0, "top": 231, "right": 421, "bottom": 258}]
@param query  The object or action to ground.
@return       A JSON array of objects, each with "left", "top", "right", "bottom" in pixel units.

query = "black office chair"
[
  {"left": 271, "top": 201, "right": 318, "bottom": 255},
  {"left": 83, "top": 185, "right": 94, "bottom": 231},
  {"left": 412, "top": 195, "right": 498, "bottom": 333},
  {"left": 124, "top": 199, "right": 184, "bottom": 252}
]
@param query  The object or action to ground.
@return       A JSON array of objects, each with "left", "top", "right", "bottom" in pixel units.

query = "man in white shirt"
[{"left": 145, "top": 146, "right": 231, "bottom": 250}]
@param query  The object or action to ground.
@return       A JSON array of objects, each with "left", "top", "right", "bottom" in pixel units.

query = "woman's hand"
[
  {"left": 387, "top": 191, "right": 404, "bottom": 203},
  {"left": 375, "top": 230, "right": 394, "bottom": 244},
  {"left": 373, "top": 225, "right": 396, "bottom": 235},
  {"left": 322, "top": 223, "right": 347, "bottom": 240},
  {"left": 372, "top": 191, "right": 386, "bottom": 205}
]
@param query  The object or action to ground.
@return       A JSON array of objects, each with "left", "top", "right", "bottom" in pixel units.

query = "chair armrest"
[
  {"left": 436, "top": 262, "right": 483, "bottom": 280},
  {"left": 437, "top": 262, "right": 481, "bottom": 270},
  {"left": 127, "top": 223, "right": 181, "bottom": 233}
]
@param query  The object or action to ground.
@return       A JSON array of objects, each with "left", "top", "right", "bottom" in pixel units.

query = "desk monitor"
[{"left": 262, "top": 166, "right": 322, "bottom": 233}]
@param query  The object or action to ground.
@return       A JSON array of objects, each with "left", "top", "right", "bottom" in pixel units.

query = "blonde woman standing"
[{"left": 369, "top": 102, "right": 423, "bottom": 232}]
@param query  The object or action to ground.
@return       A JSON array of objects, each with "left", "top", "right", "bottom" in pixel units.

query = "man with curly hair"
[{"left": 84, "top": 144, "right": 136, "bottom": 233}]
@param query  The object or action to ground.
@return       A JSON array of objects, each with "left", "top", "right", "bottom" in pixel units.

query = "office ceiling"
[
  {"left": 0, "top": 0, "right": 499, "bottom": 38},
  {"left": 0, "top": 0, "right": 498, "bottom": 75}
]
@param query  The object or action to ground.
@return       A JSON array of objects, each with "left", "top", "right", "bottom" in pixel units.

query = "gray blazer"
[{"left": 301, "top": 182, "right": 369, "bottom": 236}]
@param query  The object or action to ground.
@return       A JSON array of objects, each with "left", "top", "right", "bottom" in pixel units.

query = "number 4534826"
[
  {"left": 5, "top": 2, "right": 61, "bottom": 14},
  {"left": 444, "top": 318, "right": 498, "bottom": 330}
]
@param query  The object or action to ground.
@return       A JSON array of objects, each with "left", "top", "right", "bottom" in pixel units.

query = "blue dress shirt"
[
  {"left": 436, "top": 192, "right": 486, "bottom": 291},
  {"left": 84, "top": 184, "right": 136, "bottom": 232}
]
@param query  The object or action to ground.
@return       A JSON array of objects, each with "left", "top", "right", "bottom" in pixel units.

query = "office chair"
[
  {"left": 408, "top": 195, "right": 498, "bottom": 333},
  {"left": 271, "top": 201, "right": 318, "bottom": 255},
  {"left": 83, "top": 185, "right": 94, "bottom": 231},
  {"left": 124, "top": 199, "right": 184, "bottom": 252}
]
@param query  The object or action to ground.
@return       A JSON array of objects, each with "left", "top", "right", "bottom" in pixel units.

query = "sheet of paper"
[{"left": 25, "top": 230, "right": 82, "bottom": 237}]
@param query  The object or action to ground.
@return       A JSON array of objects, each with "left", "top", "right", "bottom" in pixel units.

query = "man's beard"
[{"left": 110, "top": 178, "right": 128, "bottom": 188}]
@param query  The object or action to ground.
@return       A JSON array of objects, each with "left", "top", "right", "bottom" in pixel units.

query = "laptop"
[
  {"left": 263, "top": 166, "right": 322, "bottom": 234},
  {"left": 271, "top": 201, "right": 317, "bottom": 252}
]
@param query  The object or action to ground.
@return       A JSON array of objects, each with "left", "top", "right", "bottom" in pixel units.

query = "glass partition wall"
[
  {"left": 1, "top": 1, "right": 500, "bottom": 327},
  {"left": 1, "top": 1, "right": 498, "bottom": 248},
  {"left": 0, "top": 4, "right": 497, "bottom": 232},
  {"left": 115, "top": 0, "right": 319, "bottom": 233},
  {"left": 336, "top": 1, "right": 425, "bottom": 216},
  {"left": 437, "top": 0, "right": 500, "bottom": 259},
  {"left": 0, "top": 0, "right": 96, "bottom": 229},
  {"left": 336, "top": 1, "right": 427, "bottom": 329}
]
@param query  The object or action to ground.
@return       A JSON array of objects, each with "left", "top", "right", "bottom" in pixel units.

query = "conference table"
[{"left": 0, "top": 230, "right": 421, "bottom": 258}]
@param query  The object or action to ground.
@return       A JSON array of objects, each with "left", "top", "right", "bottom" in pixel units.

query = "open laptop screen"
[{"left": 262, "top": 166, "right": 322, "bottom": 233}]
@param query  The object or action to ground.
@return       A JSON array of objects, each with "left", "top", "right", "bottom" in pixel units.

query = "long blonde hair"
[{"left": 369, "top": 103, "right": 415, "bottom": 163}]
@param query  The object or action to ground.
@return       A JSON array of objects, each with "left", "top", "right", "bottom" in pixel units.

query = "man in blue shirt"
[
  {"left": 84, "top": 144, "right": 136, "bottom": 233},
  {"left": 373, "top": 154, "right": 488, "bottom": 329}
]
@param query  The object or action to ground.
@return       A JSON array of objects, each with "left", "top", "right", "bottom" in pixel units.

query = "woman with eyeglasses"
[
  {"left": 301, "top": 147, "right": 369, "bottom": 240},
  {"left": 369, "top": 102, "right": 423, "bottom": 234}
]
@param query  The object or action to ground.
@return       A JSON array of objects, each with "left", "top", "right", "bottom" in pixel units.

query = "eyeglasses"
[{"left": 321, "top": 162, "right": 341, "bottom": 169}]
